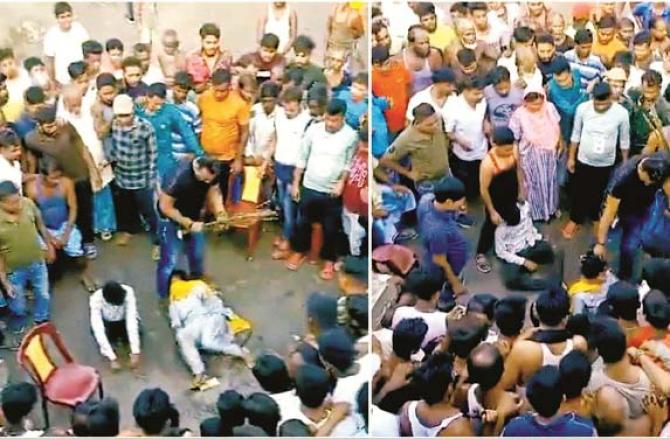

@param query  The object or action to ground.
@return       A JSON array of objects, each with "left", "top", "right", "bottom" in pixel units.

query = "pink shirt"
[{"left": 185, "top": 49, "right": 232, "bottom": 88}]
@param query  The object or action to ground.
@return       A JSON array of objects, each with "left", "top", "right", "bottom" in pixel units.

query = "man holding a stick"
[{"left": 156, "top": 156, "right": 227, "bottom": 300}]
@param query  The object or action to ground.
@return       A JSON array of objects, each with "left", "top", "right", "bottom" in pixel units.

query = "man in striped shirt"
[
  {"left": 168, "top": 71, "right": 202, "bottom": 162},
  {"left": 564, "top": 29, "right": 606, "bottom": 91}
]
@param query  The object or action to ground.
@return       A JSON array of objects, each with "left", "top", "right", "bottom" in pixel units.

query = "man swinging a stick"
[{"left": 156, "top": 156, "right": 228, "bottom": 301}]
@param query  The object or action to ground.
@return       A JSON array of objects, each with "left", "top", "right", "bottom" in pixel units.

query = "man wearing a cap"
[
  {"left": 605, "top": 67, "right": 629, "bottom": 103},
  {"left": 109, "top": 94, "right": 160, "bottom": 253},
  {"left": 405, "top": 68, "right": 456, "bottom": 124},
  {"left": 136, "top": 82, "right": 203, "bottom": 189},
  {"left": 24, "top": 104, "right": 100, "bottom": 259}
]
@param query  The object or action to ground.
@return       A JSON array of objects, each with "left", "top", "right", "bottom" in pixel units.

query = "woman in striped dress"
[{"left": 509, "top": 85, "right": 562, "bottom": 222}]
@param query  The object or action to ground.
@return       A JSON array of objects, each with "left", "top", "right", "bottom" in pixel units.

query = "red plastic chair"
[
  {"left": 16, "top": 322, "right": 103, "bottom": 427},
  {"left": 372, "top": 244, "right": 417, "bottom": 277}
]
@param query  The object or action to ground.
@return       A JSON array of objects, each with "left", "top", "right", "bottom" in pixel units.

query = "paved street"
[{"left": 0, "top": 1, "right": 364, "bottom": 431}]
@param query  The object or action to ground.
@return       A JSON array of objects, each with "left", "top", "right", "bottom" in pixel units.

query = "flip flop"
[
  {"left": 319, "top": 263, "right": 335, "bottom": 281},
  {"left": 475, "top": 254, "right": 492, "bottom": 274},
  {"left": 272, "top": 248, "right": 290, "bottom": 260},
  {"left": 80, "top": 278, "right": 98, "bottom": 294},
  {"left": 285, "top": 253, "right": 306, "bottom": 271},
  {"left": 561, "top": 223, "right": 579, "bottom": 240}
]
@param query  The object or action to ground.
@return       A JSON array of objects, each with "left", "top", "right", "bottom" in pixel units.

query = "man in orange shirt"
[
  {"left": 371, "top": 46, "right": 411, "bottom": 138},
  {"left": 592, "top": 15, "right": 627, "bottom": 68},
  {"left": 198, "top": 68, "right": 250, "bottom": 201}
]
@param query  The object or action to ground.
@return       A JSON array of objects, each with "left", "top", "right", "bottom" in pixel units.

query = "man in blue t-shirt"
[
  {"left": 502, "top": 366, "right": 596, "bottom": 437},
  {"left": 416, "top": 177, "right": 468, "bottom": 311}
]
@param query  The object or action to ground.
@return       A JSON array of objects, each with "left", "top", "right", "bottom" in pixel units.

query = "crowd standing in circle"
[
  {"left": 0, "top": 1, "right": 371, "bottom": 436},
  {"left": 371, "top": 1, "right": 670, "bottom": 437}
]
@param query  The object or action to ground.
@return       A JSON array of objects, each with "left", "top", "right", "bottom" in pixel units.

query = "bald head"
[
  {"left": 468, "top": 342, "right": 504, "bottom": 391},
  {"left": 593, "top": 386, "right": 628, "bottom": 436},
  {"left": 456, "top": 18, "right": 475, "bottom": 35},
  {"left": 61, "top": 84, "right": 83, "bottom": 115}
]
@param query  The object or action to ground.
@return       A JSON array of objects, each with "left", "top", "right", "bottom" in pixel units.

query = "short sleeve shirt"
[
  {"left": 43, "top": 22, "right": 89, "bottom": 85},
  {"left": 198, "top": 90, "right": 251, "bottom": 160},
  {"left": 608, "top": 157, "right": 659, "bottom": 217},
  {"left": 384, "top": 126, "right": 449, "bottom": 182},
  {"left": 164, "top": 162, "right": 218, "bottom": 221},
  {"left": 0, "top": 198, "right": 44, "bottom": 271}
]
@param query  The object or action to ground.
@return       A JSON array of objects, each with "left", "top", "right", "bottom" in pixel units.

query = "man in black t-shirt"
[
  {"left": 595, "top": 152, "right": 670, "bottom": 280},
  {"left": 156, "top": 156, "right": 227, "bottom": 299}
]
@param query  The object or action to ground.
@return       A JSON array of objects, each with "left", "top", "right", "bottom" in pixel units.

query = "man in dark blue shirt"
[
  {"left": 417, "top": 177, "right": 468, "bottom": 311},
  {"left": 502, "top": 366, "right": 596, "bottom": 437}
]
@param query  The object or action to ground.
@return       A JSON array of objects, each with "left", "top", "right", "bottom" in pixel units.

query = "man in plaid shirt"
[{"left": 109, "top": 94, "right": 160, "bottom": 259}]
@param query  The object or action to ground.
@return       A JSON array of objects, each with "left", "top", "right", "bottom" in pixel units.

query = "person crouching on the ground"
[
  {"left": 156, "top": 156, "right": 227, "bottom": 301},
  {"left": 284, "top": 98, "right": 358, "bottom": 281},
  {"left": 416, "top": 176, "right": 468, "bottom": 312},
  {"left": 568, "top": 250, "right": 616, "bottom": 314},
  {"left": 0, "top": 181, "right": 53, "bottom": 334},
  {"left": 168, "top": 270, "right": 253, "bottom": 390},
  {"left": 495, "top": 201, "right": 564, "bottom": 291},
  {"left": 25, "top": 157, "right": 96, "bottom": 293},
  {"left": 90, "top": 281, "right": 141, "bottom": 371}
]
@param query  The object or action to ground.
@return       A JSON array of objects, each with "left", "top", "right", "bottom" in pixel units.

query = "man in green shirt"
[{"left": 0, "top": 181, "right": 54, "bottom": 332}]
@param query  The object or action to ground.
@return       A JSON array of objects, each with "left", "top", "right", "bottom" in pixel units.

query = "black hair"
[
  {"left": 259, "top": 81, "right": 281, "bottom": 100},
  {"left": 173, "top": 71, "right": 193, "bottom": 89},
  {"left": 133, "top": 43, "right": 151, "bottom": 55},
  {"left": 490, "top": 66, "right": 511, "bottom": 85},
  {"left": 467, "top": 293, "right": 498, "bottom": 322},
  {"left": 216, "top": 390, "right": 245, "bottom": 434},
  {"left": 71, "top": 402, "right": 92, "bottom": 436},
  {"left": 495, "top": 296, "right": 527, "bottom": 337},
  {"left": 414, "top": 2, "right": 436, "bottom": 18},
  {"left": 412, "top": 352, "right": 454, "bottom": 405},
  {"left": 633, "top": 30, "right": 652, "bottom": 46},
  {"left": 82, "top": 40, "right": 103, "bottom": 57},
  {"left": 592, "top": 317, "right": 627, "bottom": 363},
  {"left": 467, "top": 343, "right": 504, "bottom": 391},
  {"left": 68, "top": 61, "right": 87, "bottom": 80},
  {"left": 468, "top": 2, "right": 487, "bottom": 13},
  {"left": 295, "top": 364, "right": 330, "bottom": 408},
  {"left": 580, "top": 250, "right": 607, "bottom": 279},
  {"left": 326, "top": 98, "right": 347, "bottom": 116},
  {"left": 536, "top": 33, "right": 555, "bottom": 46},
  {"left": 434, "top": 177, "right": 466, "bottom": 204},
  {"left": 281, "top": 86, "right": 303, "bottom": 104},
  {"left": 0, "top": 48, "right": 14, "bottom": 63},
  {"left": 1, "top": 383, "right": 37, "bottom": 425},
  {"left": 105, "top": 38, "right": 124, "bottom": 52},
  {"left": 456, "top": 48, "right": 477, "bottom": 66},
  {"left": 94, "top": 74, "right": 116, "bottom": 92},
  {"left": 499, "top": 203, "right": 521, "bottom": 226},
  {"left": 35, "top": 104, "right": 57, "bottom": 124},
  {"left": 461, "top": 75, "right": 486, "bottom": 91},
  {"left": 147, "top": 82, "right": 167, "bottom": 99},
  {"left": 199, "top": 23, "right": 221, "bottom": 39},
  {"left": 200, "top": 418, "right": 222, "bottom": 437},
  {"left": 642, "top": 289, "right": 670, "bottom": 330},
  {"left": 260, "top": 33, "right": 280, "bottom": 50},
  {"left": 559, "top": 351, "right": 592, "bottom": 399},
  {"left": 39, "top": 156, "right": 62, "bottom": 177},
  {"left": 293, "top": 35, "right": 316, "bottom": 54},
  {"left": 574, "top": 29, "right": 594, "bottom": 45},
  {"left": 353, "top": 72, "right": 368, "bottom": 86},
  {"left": 252, "top": 353, "right": 293, "bottom": 393},
  {"left": 122, "top": 56, "right": 142, "bottom": 71},
  {"left": 318, "top": 327, "right": 356, "bottom": 372},
  {"left": 371, "top": 45, "right": 390, "bottom": 65},
  {"left": 535, "top": 286, "right": 570, "bottom": 326},
  {"left": 132, "top": 388, "right": 175, "bottom": 435},
  {"left": 306, "top": 291, "right": 338, "bottom": 330},
  {"left": 404, "top": 269, "right": 442, "bottom": 301},
  {"left": 102, "top": 281, "right": 126, "bottom": 306},
  {"left": 492, "top": 126, "right": 515, "bottom": 146},
  {"left": 87, "top": 398, "right": 120, "bottom": 437},
  {"left": 526, "top": 366, "right": 562, "bottom": 417},
  {"left": 642, "top": 69, "right": 664, "bottom": 88},
  {"left": 0, "top": 181, "right": 19, "bottom": 201},
  {"left": 606, "top": 281, "right": 640, "bottom": 321},
  {"left": 412, "top": 102, "right": 436, "bottom": 124},
  {"left": 593, "top": 82, "right": 612, "bottom": 100},
  {"left": 392, "top": 317, "right": 428, "bottom": 360},
  {"left": 513, "top": 26, "right": 535, "bottom": 44},
  {"left": 642, "top": 258, "right": 670, "bottom": 296},
  {"left": 195, "top": 156, "right": 221, "bottom": 175},
  {"left": 450, "top": 2, "right": 469, "bottom": 15},
  {"left": 54, "top": 1, "right": 72, "bottom": 16},
  {"left": 242, "top": 393, "right": 281, "bottom": 436},
  {"left": 447, "top": 315, "right": 487, "bottom": 358},
  {"left": 23, "top": 57, "right": 44, "bottom": 72},
  {"left": 278, "top": 419, "right": 311, "bottom": 437},
  {"left": 0, "top": 128, "right": 20, "bottom": 149},
  {"left": 211, "top": 68, "right": 231, "bottom": 86},
  {"left": 24, "top": 86, "right": 46, "bottom": 105},
  {"left": 597, "top": 15, "right": 617, "bottom": 29},
  {"left": 640, "top": 151, "right": 670, "bottom": 184}
]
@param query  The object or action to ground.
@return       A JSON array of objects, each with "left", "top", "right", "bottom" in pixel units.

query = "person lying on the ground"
[
  {"left": 494, "top": 201, "right": 562, "bottom": 291},
  {"left": 168, "top": 270, "right": 254, "bottom": 391},
  {"left": 90, "top": 281, "right": 141, "bottom": 371}
]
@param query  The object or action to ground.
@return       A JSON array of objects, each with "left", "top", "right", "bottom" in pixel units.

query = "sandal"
[
  {"left": 80, "top": 278, "right": 98, "bottom": 294},
  {"left": 272, "top": 248, "right": 291, "bottom": 260},
  {"left": 319, "top": 262, "right": 335, "bottom": 281},
  {"left": 561, "top": 222, "right": 579, "bottom": 240},
  {"left": 475, "top": 254, "right": 492, "bottom": 274},
  {"left": 285, "top": 253, "right": 306, "bottom": 271}
]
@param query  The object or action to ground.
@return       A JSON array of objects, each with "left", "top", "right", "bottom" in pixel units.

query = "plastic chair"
[
  {"left": 372, "top": 244, "right": 417, "bottom": 277},
  {"left": 17, "top": 323, "right": 103, "bottom": 427}
]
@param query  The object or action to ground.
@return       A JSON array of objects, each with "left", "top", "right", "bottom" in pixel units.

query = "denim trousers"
[
  {"left": 275, "top": 163, "right": 298, "bottom": 241},
  {"left": 4, "top": 261, "right": 51, "bottom": 330},
  {"left": 156, "top": 219, "right": 205, "bottom": 298},
  {"left": 618, "top": 215, "right": 645, "bottom": 281}
]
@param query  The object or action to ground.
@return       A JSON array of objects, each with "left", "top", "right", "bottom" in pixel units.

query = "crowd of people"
[
  {"left": 371, "top": 1, "right": 670, "bottom": 437},
  {"left": 0, "top": 0, "right": 372, "bottom": 436}
]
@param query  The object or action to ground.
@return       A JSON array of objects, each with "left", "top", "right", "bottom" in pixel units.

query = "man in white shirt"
[
  {"left": 0, "top": 130, "right": 22, "bottom": 195},
  {"left": 43, "top": 2, "right": 89, "bottom": 87},
  {"left": 89, "top": 281, "right": 141, "bottom": 371},
  {"left": 444, "top": 76, "right": 488, "bottom": 199},
  {"left": 246, "top": 81, "right": 280, "bottom": 168},
  {"left": 495, "top": 202, "right": 562, "bottom": 291},
  {"left": 470, "top": 2, "right": 507, "bottom": 50},
  {"left": 405, "top": 68, "right": 457, "bottom": 124},
  {"left": 251, "top": 353, "right": 301, "bottom": 422},
  {"left": 133, "top": 43, "right": 165, "bottom": 86}
]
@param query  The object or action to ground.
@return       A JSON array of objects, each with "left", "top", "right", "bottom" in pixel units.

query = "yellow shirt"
[
  {"left": 568, "top": 278, "right": 604, "bottom": 296},
  {"left": 429, "top": 24, "right": 457, "bottom": 52},
  {"left": 592, "top": 38, "right": 627, "bottom": 68}
]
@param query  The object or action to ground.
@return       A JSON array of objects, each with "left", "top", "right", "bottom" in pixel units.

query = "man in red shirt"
[
  {"left": 185, "top": 23, "right": 232, "bottom": 93},
  {"left": 371, "top": 46, "right": 411, "bottom": 138},
  {"left": 342, "top": 126, "right": 368, "bottom": 257}
]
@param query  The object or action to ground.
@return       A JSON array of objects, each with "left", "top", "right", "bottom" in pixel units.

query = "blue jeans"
[
  {"left": 5, "top": 261, "right": 50, "bottom": 330},
  {"left": 156, "top": 219, "right": 205, "bottom": 298},
  {"left": 618, "top": 215, "right": 645, "bottom": 281},
  {"left": 275, "top": 163, "right": 297, "bottom": 240}
]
